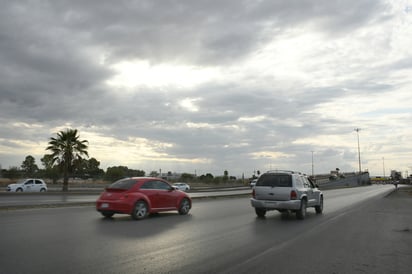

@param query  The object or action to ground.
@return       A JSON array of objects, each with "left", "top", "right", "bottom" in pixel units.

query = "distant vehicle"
[
  {"left": 249, "top": 179, "right": 257, "bottom": 188},
  {"left": 329, "top": 174, "right": 338, "bottom": 180},
  {"left": 96, "top": 177, "right": 192, "bottom": 220},
  {"left": 250, "top": 170, "right": 323, "bottom": 220},
  {"left": 172, "top": 182, "right": 191, "bottom": 191},
  {"left": 7, "top": 179, "right": 48, "bottom": 192}
]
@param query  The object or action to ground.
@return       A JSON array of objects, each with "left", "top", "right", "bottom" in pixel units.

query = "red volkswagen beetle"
[{"left": 96, "top": 177, "right": 192, "bottom": 220}]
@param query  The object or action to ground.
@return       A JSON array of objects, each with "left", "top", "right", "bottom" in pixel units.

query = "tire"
[
  {"left": 40, "top": 188, "right": 46, "bottom": 192},
  {"left": 16, "top": 188, "right": 23, "bottom": 192},
  {"left": 178, "top": 198, "right": 191, "bottom": 215},
  {"left": 101, "top": 212, "right": 114, "bottom": 218},
  {"left": 296, "top": 199, "right": 307, "bottom": 220},
  {"left": 255, "top": 208, "right": 266, "bottom": 218},
  {"left": 315, "top": 196, "right": 323, "bottom": 214},
  {"left": 131, "top": 201, "right": 148, "bottom": 220}
]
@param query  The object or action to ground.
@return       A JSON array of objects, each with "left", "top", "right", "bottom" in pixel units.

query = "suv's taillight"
[
  {"left": 252, "top": 189, "right": 256, "bottom": 198},
  {"left": 290, "top": 190, "right": 297, "bottom": 200}
]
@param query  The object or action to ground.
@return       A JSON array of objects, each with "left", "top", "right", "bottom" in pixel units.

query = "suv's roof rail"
[{"left": 265, "top": 170, "right": 301, "bottom": 174}]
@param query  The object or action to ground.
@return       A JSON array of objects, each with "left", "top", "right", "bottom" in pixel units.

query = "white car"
[
  {"left": 172, "top": 183, "right": 190, "bottom": 191},
  {"left": 7, "top": 179, "right": 48, "bottom": 192},
  {"left": 250, "top": 170, "right": 323, "bottom": 220}
]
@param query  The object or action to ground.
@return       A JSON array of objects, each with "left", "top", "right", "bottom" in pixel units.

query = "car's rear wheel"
[
  {"left": 101, "top": 212, "right": 114, "bottom": 218},
  {"left": 178, "top": 198, "right": 191, "bottom": 215},
  {"left": 296, "top": 199, "right": 307, "bottom": 220},
  {"left": 315, "top": 196, "right": 323, "bottom": 214},
  {"left": 255, "top": 208, "right": 266, "bottom": 218},
  {"left": 131, "top": 201, "right": 148, "bottom": 220},
  {"left": 40, "top": 188, "right": 46, "bottom": 192}
]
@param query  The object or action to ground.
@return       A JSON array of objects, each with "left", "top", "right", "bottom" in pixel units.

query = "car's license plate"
[
  {"left": 265, "top": 201, "right": 278, "bottom": 206},
  {"left": 101, "top": 203, "right": 109, "bottom": 208}
]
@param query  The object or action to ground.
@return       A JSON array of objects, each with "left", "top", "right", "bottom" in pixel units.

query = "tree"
[
  {"left": 180, "top": 173, "right": 194, "bottom": 182},
  {"left": 105, "top": 166, "right": 126, "bottom": 181},
  {"left": 2, "top": 166, "right": 22, "bottom": 179},
  {"left": 85, "top": 158, "right": 104, "bottom": 179},
  {"left": 223, "top": 170, "right": 229, "bottom": 182},
  {"left": 21, "top": 155, "right": 39, "bottom": 177},
  {"left": 105, "top": 166, "right": 145, "bottom": 181},
  {"left": 41, "top": 154, "right": 60, "bottom": 183},
  {"left": 71, "top": 157, "right": 104, "bottom": 179},
  {"left": 199, "top": 173, "right": 214, "bottom": 183},
  {"left": 46, "top": 129, "right": 89, "bottom": 191},
  {"left": 149, "top": 170, "right": 159, "bottom": 177}
]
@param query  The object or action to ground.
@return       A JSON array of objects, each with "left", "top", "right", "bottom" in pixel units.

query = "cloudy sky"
[{"left": 1, "top": 0, "right": 411, "bottom": 178}]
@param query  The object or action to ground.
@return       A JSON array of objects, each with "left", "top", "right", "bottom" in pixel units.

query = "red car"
[{"left": 96, "top": 177, "right": 192, "bottom": 220}]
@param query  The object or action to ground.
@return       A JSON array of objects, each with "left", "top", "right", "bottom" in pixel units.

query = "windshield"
[
  {"left": 256, "top": 174, "right": 292, "bottom": 187},
  {"left": 107, "top": 178, "right": 137, "bottom": 190}
]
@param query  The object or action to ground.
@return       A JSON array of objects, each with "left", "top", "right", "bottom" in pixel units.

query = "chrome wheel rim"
[
  {"left": 181, "top": 199, "right": 190, "bottom": 214},
  {"left": 135, "top": 203, "right": 147, "bottom": 218}
]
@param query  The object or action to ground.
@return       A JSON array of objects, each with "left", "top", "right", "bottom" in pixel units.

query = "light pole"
[
  {"left": 354, "top": 128, "right": 362, "bottom": 173},
  {"left": 311, "top": 151, "right": 314, "bottom": 177},
  {"left": 382, "top": 157, "right": 385, "bottom": 178}
]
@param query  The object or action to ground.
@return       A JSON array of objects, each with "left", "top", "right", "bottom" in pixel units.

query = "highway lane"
[{"left": 0, "top": 184, "right": 406, "bottom": 274}]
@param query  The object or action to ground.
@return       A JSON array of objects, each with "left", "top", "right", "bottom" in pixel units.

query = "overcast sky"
[{"left": 1, "top": 0, "right": 411, "bottom": 178}]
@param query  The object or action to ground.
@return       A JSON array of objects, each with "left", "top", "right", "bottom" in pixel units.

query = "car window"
[
  {"left": 302, "top": 177, "right": 312, "bottom": 188},
  {"left": 307, "top": 178, "right": 316, "bottom": 188},
  {"left": 108, "top": 179, "right": 136, "bottom": 190},
  {"left": 35, "top": 180, "right": 43, "bottom": 185},
  {"left": 256, "top": 174, "right": 292, "bottom": 187},
  {"left": 294, "top": 176, "right": 304, "bottom": 188},
  {"left": 153, "top": 181, "right": 171, "bottom": 190},
  {"left": 25, "top": 180, "right": 34, "bottom": 185},
  {"left": 140, "top": 181, "right": 155, "bottom": 189}
]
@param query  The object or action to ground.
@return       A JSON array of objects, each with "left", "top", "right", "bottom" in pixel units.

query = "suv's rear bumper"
[{"left": 250, "top": 198, "right": 301, "bottom": 210}]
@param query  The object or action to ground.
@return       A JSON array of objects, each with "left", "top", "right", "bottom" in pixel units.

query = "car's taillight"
[
  {"left": 290, "top": 190, "right": 297, "bottom": 200},
  {"left": 252, "top": 189, "right": 256, "bottom": 198}
]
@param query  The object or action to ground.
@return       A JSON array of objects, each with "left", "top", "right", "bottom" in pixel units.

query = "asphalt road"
[{"left": 0, "top": 185, "right": 410, "bottom": 274}]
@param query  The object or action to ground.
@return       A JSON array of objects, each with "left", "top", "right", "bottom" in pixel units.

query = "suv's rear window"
[
  {"left": 256, "top": 174, "right": 292, "bottom": 187},
  {"left": 108, "top": 179, "right": 137, "bottom": 190}
]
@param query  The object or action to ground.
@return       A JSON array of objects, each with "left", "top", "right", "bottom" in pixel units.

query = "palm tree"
[{"left": 46, "top": 129, "right": 89, "bottom": 191}]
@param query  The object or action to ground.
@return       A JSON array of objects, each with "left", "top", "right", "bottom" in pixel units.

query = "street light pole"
[
  {"left": 311, "top": 151, "right": 314, "bottom": 177},
  {"left": 354, "top": 128, "right": 362, "bottom": 173}
]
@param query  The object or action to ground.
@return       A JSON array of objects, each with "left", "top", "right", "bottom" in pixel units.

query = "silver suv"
[{"left": 250, "top": 170, "right": 323, "bottom": 219}]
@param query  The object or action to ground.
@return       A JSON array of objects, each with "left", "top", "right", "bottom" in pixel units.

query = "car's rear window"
[
  {"left": 108, "top": 179, "right": 137, "bottom": 190},
  {"left": 256, "top": 174, "right": 292, "bottom": 187}
]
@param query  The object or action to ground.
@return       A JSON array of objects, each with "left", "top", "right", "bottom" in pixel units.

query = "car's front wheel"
[
  {"left": 315, "top": 196, "right": 323, "bottom": 214},
  {"left": 131, "top": 201, "right": 148, "bottom": 220},
  {"left": 296, "top": 199, "right": 307, "bottom": 220},
  {"left": 255, "top": 208, "right": 266, "bottom": 218},
  {"left": 16, "top": 188, "right": 23, "bottom": 192},
  {"left": 178, "top": 198, "right": 191, "bottom": 215}
]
